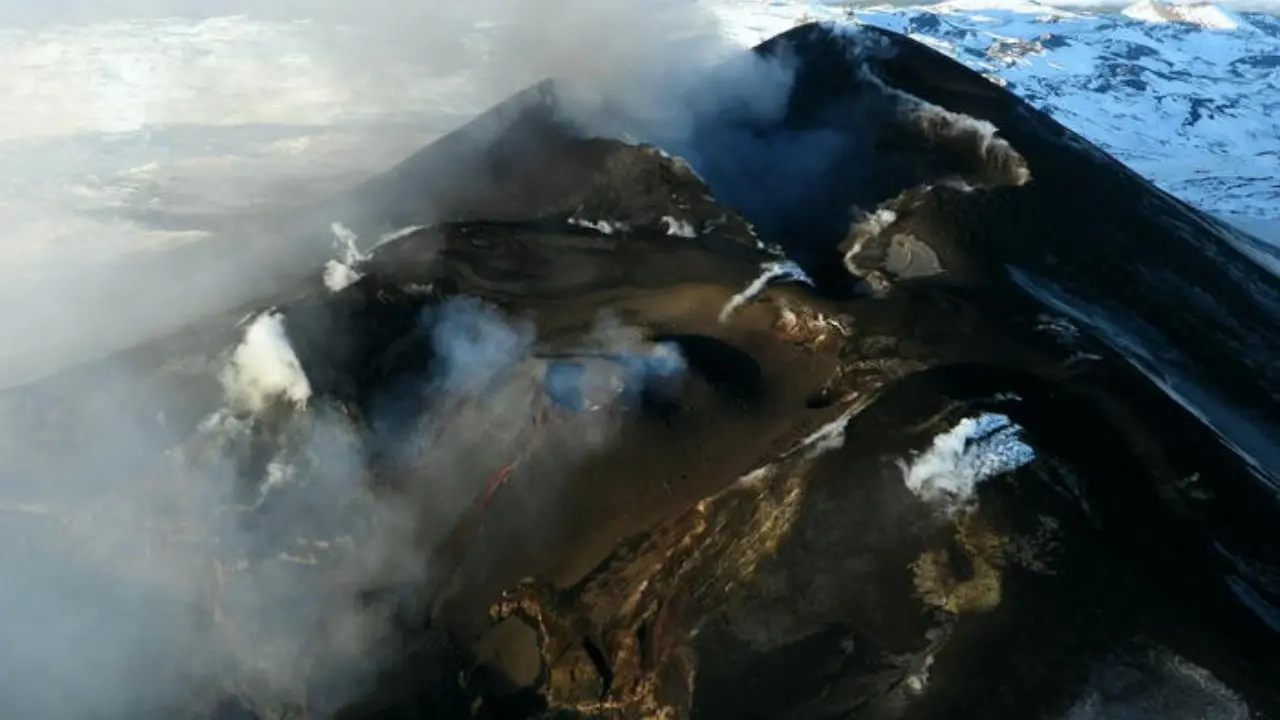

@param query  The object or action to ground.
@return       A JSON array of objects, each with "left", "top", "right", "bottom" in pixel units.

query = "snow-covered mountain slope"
[{"left": 713, "top": 0, "right": 1280, "bottom": 221}]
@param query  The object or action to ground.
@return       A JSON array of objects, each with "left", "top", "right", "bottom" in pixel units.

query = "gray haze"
[
  {"left": 0, "top": 0, "right": 790, "bottom": 716},
  {"left": 0, "top": 0, "right": 794, "bottom": 391}
]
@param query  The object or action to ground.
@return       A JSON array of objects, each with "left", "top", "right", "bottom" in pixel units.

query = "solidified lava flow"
[{"left": 2, "top": 22, "right": 1279, "bottom": 720}]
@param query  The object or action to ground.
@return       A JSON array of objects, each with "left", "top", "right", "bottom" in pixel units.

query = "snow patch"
[
  {"left": 1122, "top": 0, "right": 1242, "bottom": 29},
  {"left": 719, "top": 260, "right": 815, "bottom": 322},
  {"left": 918, "top": 0, "right": 1082, "bottom": 17},
  {"left": 568, "top": 217, "right": 618, "bottom": 235},
  {"left": 899, "top": 412, "right": 1036, "bottom": 512},
  {"left": 219, "top": 312, "right": 313, "bottom": 415},
  {"left": 733, "top": 407, "right": 860, "bottom": 490},
  {"left": 797, "top": 412, "right": 854, "bottom": 459},
  {"left": 371, "top": 224, "right": 426, "bottom": 252},
  {"left": 661, "top": 216, "right": 698, "bottom": 238}
]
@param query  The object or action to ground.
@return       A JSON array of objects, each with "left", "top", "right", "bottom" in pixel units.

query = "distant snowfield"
[{"left": 0, "top": 0, "right": 1276, "bottom": 266}]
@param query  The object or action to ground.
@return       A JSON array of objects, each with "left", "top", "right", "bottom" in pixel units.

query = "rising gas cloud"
[{"left": 0, "top": 0, "right": 809, "bottom": 715}]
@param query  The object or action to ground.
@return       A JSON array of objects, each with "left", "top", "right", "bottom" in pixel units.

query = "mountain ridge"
[{"left": 716, "top": 0, "right": 1280, "bottom": 221}]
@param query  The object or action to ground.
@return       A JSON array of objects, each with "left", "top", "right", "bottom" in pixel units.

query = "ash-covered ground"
[{"left": 1, "top": 19, "right": 1278, "bottom": 720}]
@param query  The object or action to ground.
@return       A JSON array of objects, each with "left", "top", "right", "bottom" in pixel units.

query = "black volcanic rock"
[{"left": 2, "top": 21, "right": 1279, "bottom": 720}]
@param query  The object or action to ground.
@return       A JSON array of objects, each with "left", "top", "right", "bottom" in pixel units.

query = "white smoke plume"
[
  {"left": 382, "top": 297, "right": 689, "bottom": 557},
  {"left": 220, "top": 312, "right": 313, "bottom": 414},
  {"left": 0, "top": 0, "right": 774, "bottom": 716},
  {"left": 322, "top": 222, "right": 371, "bottom": 293}
]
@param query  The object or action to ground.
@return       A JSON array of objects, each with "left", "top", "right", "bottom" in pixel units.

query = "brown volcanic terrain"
[{"left": 1, "top": 22, "right": 1278, "bottom": 720}]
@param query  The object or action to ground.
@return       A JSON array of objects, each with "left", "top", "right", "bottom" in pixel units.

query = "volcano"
[{"left": 2, "top": 21, "right": 1278, "bottom": 720}]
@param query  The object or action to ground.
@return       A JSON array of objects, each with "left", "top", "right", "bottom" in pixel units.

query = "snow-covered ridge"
[
  {"left": 1122, "top": 0, "right": 1243, "bottom": 29},
  {"left": 715, "top": 0, "right": 1280, "bottom": 220}
]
